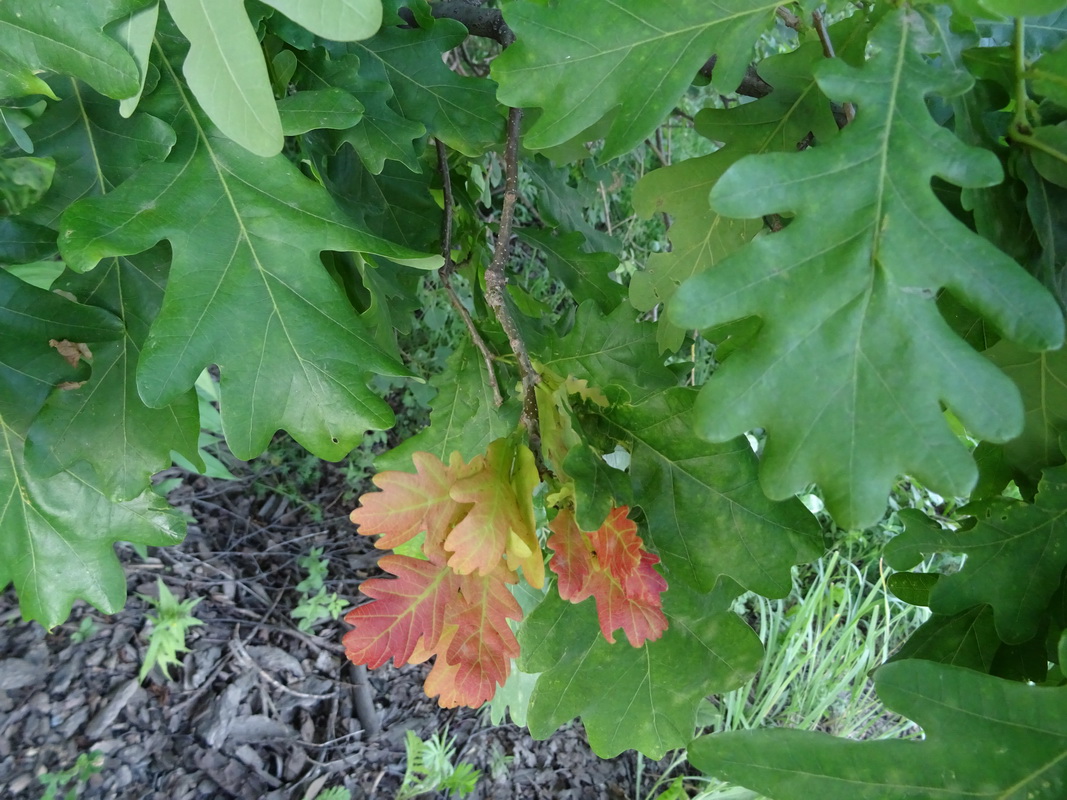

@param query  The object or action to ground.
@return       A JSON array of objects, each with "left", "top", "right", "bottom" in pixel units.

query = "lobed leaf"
[
  {"left": 887, "top": 472, "right": 1067, "bottom": 644},
  {"left": 0, "top": 271, "right": 185, "bottom": 628},
  {"left": 520, "top": 577, "right": 762, "bottom": 758},
  {"left": 688, "top": 659, "right": 1067, "bottom": 799},
  {"left": 671, "top": 9, "right": 1064, "bottom": 529},
  {"left": 492, "top": 0, "right": 778, "bottom": 160},
  {"left": 59, "top": 45, "right": 442, "bottom": 462},
  {"left": 600, "top": 388, "right": 821, "bottom": 596},
  {"left": 0, "top": 1, "right": 140, "bottom": 100}
]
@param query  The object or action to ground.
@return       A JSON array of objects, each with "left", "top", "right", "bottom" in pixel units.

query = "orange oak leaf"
[
  {"left": 548, "top": 506, "right": 668, "bottom": 647},
  {"left": 342, "top": 554, "right": 460, "bottom": 668},
  {"left": 349, "top": 451, "right": 475, "bottom": 557},
  {"left": 423, "top": 565, "right": 523, "bottom": 708},
  {"left": 446, "top": 439, "right": 542, "bottom": 583}
]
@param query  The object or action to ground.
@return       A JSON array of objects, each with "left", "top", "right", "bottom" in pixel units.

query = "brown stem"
[
  {"left": 435, "top": 138, "right": 503, "bottom": 407},
  {"left": 400, "top": 1, "right": 515, "bottom": 46},
  {"left": 484, "top": 108, "right": 547, "bottom": 476},
  {"left": 813, "top": 9, "right": 855, "bottom": 126}
]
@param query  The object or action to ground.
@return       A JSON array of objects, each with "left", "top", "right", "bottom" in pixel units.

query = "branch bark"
[
  {"left": 483, "top": 107, "right": 547, "bottom": 476},
  {"left": 401, "top": 1, "right": 515, "bottom": 46}
]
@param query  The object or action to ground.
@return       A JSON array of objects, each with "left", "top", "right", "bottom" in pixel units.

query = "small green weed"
[
  {"left": 138, "top": 579, "right": 203, "bottom": 682},
  {"left": 38, "top": 750, "right": 104, "bottom": 800},
  {"left": 69, "top": 616, "right": 98, "bottom": 644},
  {"left": 396, "top": 730, "right": 481, "bottom": 799},
  {"left": 291, "top": 547, "right": 346, "bottom": 632}
]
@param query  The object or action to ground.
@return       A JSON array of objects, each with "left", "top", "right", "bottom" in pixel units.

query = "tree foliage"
[{"left": 2, "top": 0, "right": 1067, "bottom": 793}]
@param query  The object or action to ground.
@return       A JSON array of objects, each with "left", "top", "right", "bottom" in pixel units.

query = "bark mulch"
[{"left": 0, "top": 457, "right": 654, "bottom": 799}]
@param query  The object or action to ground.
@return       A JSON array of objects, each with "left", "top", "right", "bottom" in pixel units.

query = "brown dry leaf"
[{"left": 48, "top": 339, "right": 93, "bottom": 366}]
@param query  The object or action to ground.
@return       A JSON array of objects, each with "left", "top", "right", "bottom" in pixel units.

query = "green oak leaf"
[
  {"left": 19, "top": 79, "right": 175, "bottom": 228},
  {"left": 260, "top": 0, "right": 381, "bottom": 41},
  {"left": 0, "top": 439, "right": 186, "bottom": 629},
  {"left": 526, "top": 158, "right": 619, "bottom": 255},
  {"left": 0, "top": 219, "right": 56, "bottom": 264},
  {"left": 1030, "top": 39, "right": 1067, "bottom": 107},
  {"left": 887, "top": 605, "right": 1002, "bottom": 674},
  {"left": 520, "top": 578, "right": 762, "bottom": 759},
  {"left": 0, "top": 270, "right": 183, "bottom": 629},
  {"left": 25, "top": 249, "right": 201, "bottom": 501},
  {"left": 1031, "top": 123, "right": 1067, "bottom": 188},
  {"left": 278, "top": 88, "right": 364, "bottom": 135},
  {"left": 600, "top": 388, "right": 821, "bottom": 596},
  {"left": 322, "top": 147, "right": 441, "bottom": 253},
  {"left": 0, "top": 1, "right": 140, "bottom": 100},
  {"left": 345, "top": 15, "right": 502, "bottom": 157},
  {"left": 540, "top": 301, "right": 676, "bottom": 406},
  {"left": 984, "top": 338, "right": 1067, "bottom": 482},
  {"left": 886, "top": 475, "right": 1067, "bottom": 644},
  {"left": 516, "top": 229, "right": 623, "bottom": 313},
  {"left": 58, "top": 49, "right": 441, "bottom": 463},
  {"left": 0, "top": 157, "right": 54, "bottom": 217},
  {"left": 1019, "top": 159, "right": 1067, "bottom": 307},
  {"left": 671, "top": 9, "right": 1064, "bottom": 529},
  {"left": 0, "top": 269, "right": 122, "bottom": 428},
  {"left": 632, "top": 38, "right": 841, "bottom": 352},
  {"left": 294, "top": 48, "right": 425, "bottom": 174},
  {"left": 0, "top": 54, "right": 59, "bottom": 101},
  {"left": 688, "top": 660, "right": 1067, "bottom": 800},
  {"left": 562, "top": 442, "right": 633, "bottom": 533},
  {"left": 114, "top": 1, "right": 160, "bottom": 119},
  {"left": 163, "top": 0, "right": 283, "bottom": 156},
  {"left": 376, "top": 341, "right": 521, "bottom": 472},
  {"left": 492, "top": 0, "right": 778, "bottom": 160}
]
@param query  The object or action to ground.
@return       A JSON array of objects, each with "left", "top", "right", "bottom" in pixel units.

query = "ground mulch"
[{"left": 0, "top": 457, "right": 647, "bottom": 799}]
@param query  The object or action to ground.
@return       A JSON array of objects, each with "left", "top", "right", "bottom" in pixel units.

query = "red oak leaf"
[
  {"left": 446, "top": 439, "right": 540, "bottom": 579},
  {"left": 547, "top": 506, "right": 668, "bottom": 647},
  {"left": 349, "top": 451, "right": 474, "bottom": 558},
  {"left": 547, "top": 508, "right": 594, "bottom": 602},
  {"left": 342, "top": 554, "right": 460, "bottom": 668}
]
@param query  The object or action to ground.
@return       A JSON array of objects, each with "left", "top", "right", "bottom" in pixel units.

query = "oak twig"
[
  {"left": 400, "top": 1, "right": 514, "bottom": 46},
  {"left": 813, "top": 9, "right": 855, "bottom": 126},
  {"left": 484, "top": 107, "right": 547, "bottom": 476},
  {"left": 435, "top": 138, "right": 503, "bottom": 407}
]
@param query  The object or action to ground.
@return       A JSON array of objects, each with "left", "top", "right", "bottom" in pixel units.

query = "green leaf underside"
[
  {"left": 492, "top": 0, "right": 779, "bottom": 160},
  {"left": 520, "top": 578, "right": 762, "bottom": 759},
  {"left": 689, "top": 660, "right": 1067, "bottom": 799},
  {"left": 0, "top": 1, "right": 140, "bottom": 100},
  {"left": 261, "top": 0, "right": 382, "bottom": 41},
  {"left": 164, "top": 0, "right": 283, "bottom": 156},
  {"left": 58, "top": 48, "right": 441, "bottom": 462},
  {"left": 671, "top": 9, "right": 1064, "bottom": 529},
  {"left": 887, "top": 470, "right": 1067, "bottom": 644}
]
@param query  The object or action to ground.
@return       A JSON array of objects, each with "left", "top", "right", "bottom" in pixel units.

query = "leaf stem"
[
  {"left": 484, "top": 107, "right": 547, "bottom": 477},
  {"left": 1011, "top": 17, "right": 1033, "bottom": 135},
  {"left": 434, "top": 138, "right": 502, "bottom": 407}
]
